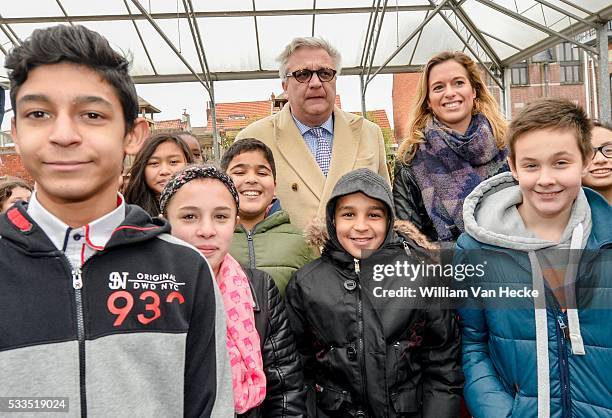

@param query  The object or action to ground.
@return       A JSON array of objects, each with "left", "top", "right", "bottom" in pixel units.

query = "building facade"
[{"left": 393, "top": 23, "right": 612, "bottom": 141}]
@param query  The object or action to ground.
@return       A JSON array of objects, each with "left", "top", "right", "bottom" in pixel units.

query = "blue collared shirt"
[{"left": 291, "top": 113, "right": 334, "bottom": 157}]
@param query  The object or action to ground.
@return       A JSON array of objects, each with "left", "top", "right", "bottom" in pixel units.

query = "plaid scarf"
[{"left": 410, "top": 113, "right": 508, "bottom": 241}]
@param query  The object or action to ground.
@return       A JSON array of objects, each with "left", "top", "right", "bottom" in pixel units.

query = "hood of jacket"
[
  {"left": 318, "top": 169, "right": 436, "bottom": 271},
  {"left": 0, "top": 201, "right": 169, "bottom": 256},
  {"left": 462, "top": 172, "right": 592, "bottom": 251},
  {"left": 324, "top": 168, "right": 396, "bottom": 255}
]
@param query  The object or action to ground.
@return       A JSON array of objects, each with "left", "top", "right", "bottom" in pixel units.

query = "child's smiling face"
[
  {"left": 509, "top": 128, "right": 587, "bottom": 226},
  {"left": 166, "top": 178, "right": 238, "bottom": 275},
  {"left": 583, "top": 126, "right": 612, "bottom": 193},
  {"left": 334, "top": 192, "right": 388, "bottom": 259}
]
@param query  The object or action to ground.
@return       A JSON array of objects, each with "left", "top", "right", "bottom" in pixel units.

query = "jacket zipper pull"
[
  {"left": 403, "top": 240, "right": 411, "bottom": 256},
  {"left": 72, "top": 269, "right": 83, "bottom": 290},
  {"left": 353, "top": 258, "right": 360, "bottom": 275},
  {"left": 558, "top": 315, "right": 569, "bottom": 340}
]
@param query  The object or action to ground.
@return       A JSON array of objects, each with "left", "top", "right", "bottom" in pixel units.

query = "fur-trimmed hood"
[{"left": 304, "top": 217, "right": 437, "bottom": 251}]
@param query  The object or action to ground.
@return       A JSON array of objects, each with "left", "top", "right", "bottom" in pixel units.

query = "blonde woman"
[{"left": 394, "top": 51, "right": 508, "bottom": 241}]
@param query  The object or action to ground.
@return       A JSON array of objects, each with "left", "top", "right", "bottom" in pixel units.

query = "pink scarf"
[{"left": 217, "top": 253, "right": 266, "bottom": 413}]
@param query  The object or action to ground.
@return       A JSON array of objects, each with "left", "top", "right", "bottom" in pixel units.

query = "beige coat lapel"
[{"left": 275, "top": 105, "right": 326, "bottom": 199}]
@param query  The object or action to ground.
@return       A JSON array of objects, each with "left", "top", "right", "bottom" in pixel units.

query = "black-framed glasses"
[
  {"left": 592, "top": 143, "right": 612, "bottom": 159},
  {"left": 286, "top": 68, "right": 337, "bottom": 83}
]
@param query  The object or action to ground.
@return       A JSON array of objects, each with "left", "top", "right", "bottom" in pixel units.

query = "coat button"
[
  {"left": 344, "top": 279, "right": 357, "bottom": 291},
  {"left": 291, "top": 183, "right": 298, "bottom": 191},
  {"left": 346, "top": 346, "right": 357, "bottom": 361}
]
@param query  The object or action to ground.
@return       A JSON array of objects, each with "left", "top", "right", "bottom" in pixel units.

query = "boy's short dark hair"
[
  {"left": 506, "top": 98, "right": 592, "bottom": 162},
  {"left": 220, "top": 138, "right": 277, "bottom": 180},
  {"left": 5, "top": 24, "right": 138, "bottom": 133}
]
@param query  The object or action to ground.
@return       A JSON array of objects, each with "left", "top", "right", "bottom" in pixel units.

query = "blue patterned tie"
[{"left": 311, "top": 127, "right": 331, "bottom": 177}]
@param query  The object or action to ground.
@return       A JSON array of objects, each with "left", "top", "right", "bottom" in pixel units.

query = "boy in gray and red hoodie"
[{"left": 0, "top": 25, "right": 232, "bottom": 417}]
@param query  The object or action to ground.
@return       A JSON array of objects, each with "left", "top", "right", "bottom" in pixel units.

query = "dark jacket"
[
  {"left": 285, "top": 169, "right": 463, "bottom": 418},
  {"left": 393, "top": 163, "right": 450, "bottom": 243},
  {"left": 240, "top": 267, "right": 307, "bottom": 418},
  {"left": 0, "top": 202, "right": 231, "bottom": 417}
]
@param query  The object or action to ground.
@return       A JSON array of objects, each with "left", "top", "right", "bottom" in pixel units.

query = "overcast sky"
[{"left": 2, "top": 73, "right": 394, "bottom": 133}]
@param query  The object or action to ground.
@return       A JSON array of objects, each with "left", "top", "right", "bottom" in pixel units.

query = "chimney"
[{"left": 181, "top": 109, "right": 191, "bottom": 130}]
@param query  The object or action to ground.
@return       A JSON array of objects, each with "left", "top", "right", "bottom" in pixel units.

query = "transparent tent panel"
[
  {"left": 255, "top": 0, "right": 314, "bottom": 11},
  {"left": 318, "top": 0, "right": 437, "bottom": 6},
  {"left": 0, "top": 1, "right": 61, "bottom": 18},
  {"left": 196, "top": 17, "right": 259, "bottom": 73},
  {"left": 314, "top": 13, "right": 372, "bottom": 68},
  {"left": 316, "top": 0, "right": 377, "bottom": 7},
  {"left": 571, "top": 0, "right": 612, "bottom": 13},
  {"left": 257, "top": 15, "right": 313, "bottom": 71},
  {"left": 152, "top": 0, "right": 252, "bottom": 13},
  {"left": 510, "top": 0, "right": 612, "bottom": 15},
  {"left": 361, "top": 11, "right": 453, "bottom": 68},
  {"left": 520, "top": 3, "right": 574, "bottom": 29},
  {"left": 392, "top": 14, "right": 466, "bottom": 66},
  {"left": 481, "top": 34, "right": 520, "bottom": 61},
  {"left": 137, "top": 18, "right": 200, "bottom": 75},
  {"left": 462, "top": 2, "right": 548, "bottom": 52},
  {"left": 9, "top": 21, "right": 66, "bottom": 44},
  {"left": 0, "top": 0, "right": 610, "bottom": 82},
  {"left": 53, "top": 0, "right": 127, "bottom": 17},
  {"left": 83, "top": 20, "right": 156, "bottom": 76},
  {"left": 393, "top": 0, "right": 436, "bottom": 6}
]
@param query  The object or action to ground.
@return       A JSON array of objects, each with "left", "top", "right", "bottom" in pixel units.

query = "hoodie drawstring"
[
  {"left": 528, "top": 251, "right": 550, "bottom": 418},
  {"left": 565, "top": 223, "right": 585, "bottom": 355},
  {"left": 529, "top": 222, "right": 587, "bottom": 418}
]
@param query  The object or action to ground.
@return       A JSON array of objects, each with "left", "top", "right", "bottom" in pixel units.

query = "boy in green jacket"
[{"left": 221, "top": 138, "right": 316, "bottom": 295}]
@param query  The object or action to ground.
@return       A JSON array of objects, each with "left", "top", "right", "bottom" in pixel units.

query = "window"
[
  {"left": 557, "top": 42, "right": 582, "bottom": 84},
  {"left": 511, "top": 61, "right": 529, "bottom": 86}
]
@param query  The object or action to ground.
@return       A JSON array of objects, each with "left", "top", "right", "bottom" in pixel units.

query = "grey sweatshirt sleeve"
[
  {"left": 209, "top": 270, "right": 234, "bottom": 418},
  {"left": 184, "top": 259, "right": 234, "bottom": 418}
]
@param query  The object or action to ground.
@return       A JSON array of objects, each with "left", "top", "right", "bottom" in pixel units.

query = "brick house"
[
  {"left": 0, "top": 151, "right": 32, "bottom": 184},
  {"left": 204, "top": 93, "right": 343, "bottom": 145},
  {"left": 204, "top": 94, "right": 396, "bottom": 157}
]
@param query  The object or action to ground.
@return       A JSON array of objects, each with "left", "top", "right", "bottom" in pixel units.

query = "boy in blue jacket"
[{"left": 456, "top": 98, "right": 612, "bottom": 417}]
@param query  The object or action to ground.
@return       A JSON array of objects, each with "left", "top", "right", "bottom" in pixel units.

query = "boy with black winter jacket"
[
  {"left": 285, "top": 168, "right": 463, "bottom": 418},
  {"left": 0, "top": 25, "right": 232, "bottom": 417}
]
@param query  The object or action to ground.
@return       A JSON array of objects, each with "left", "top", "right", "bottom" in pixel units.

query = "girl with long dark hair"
[{"left": 124, "top": 132, "right": 193, "bottom": 216}]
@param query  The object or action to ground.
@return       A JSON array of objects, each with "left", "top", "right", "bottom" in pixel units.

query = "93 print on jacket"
[{"left": 0, "top": 202, "right": 228, "bottom": 417}]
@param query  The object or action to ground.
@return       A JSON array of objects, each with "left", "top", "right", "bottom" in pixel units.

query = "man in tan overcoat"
[{"left": 236, "top": 37, "right": 390, "bottom": 231}]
